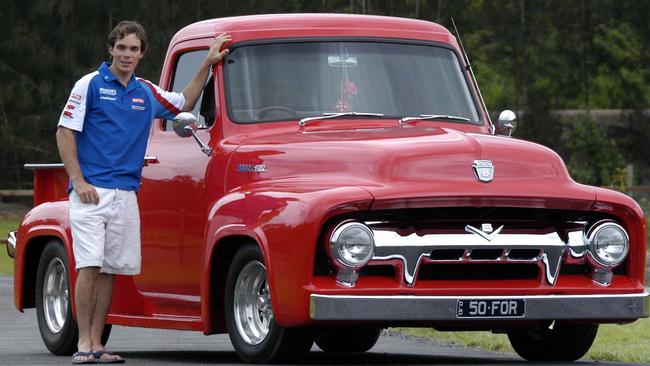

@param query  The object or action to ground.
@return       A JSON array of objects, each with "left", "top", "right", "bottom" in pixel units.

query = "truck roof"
[{"left": 170, "top": 13, "right": 456, "bottom": 47}]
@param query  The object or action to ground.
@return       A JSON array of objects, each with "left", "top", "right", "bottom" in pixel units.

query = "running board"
[{"left": 107, "top": 313, "right": 203, "bottom": 331}]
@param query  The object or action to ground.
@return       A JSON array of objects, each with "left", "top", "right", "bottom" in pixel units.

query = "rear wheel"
[
  {"left": 315, "top": 326, "right": 382, "bottom": 352},
  {"left": 225, "top": 243, "right": 313, "bottom": 363},
  {"left": 35, "top": 240, "right": 111, "bottom": 355},
  {"left": 507, "top": 322, "right": 598, "bottom": 361}
]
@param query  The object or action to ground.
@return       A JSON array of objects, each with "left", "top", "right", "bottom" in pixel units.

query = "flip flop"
[
  {"left": 71, "top": 351, "right": 95, "bottom": 364},
  {"left": 93, "top": 350, "right": 125, "bottom": 364}
]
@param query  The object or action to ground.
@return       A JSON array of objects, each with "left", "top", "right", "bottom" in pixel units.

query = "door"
[{"left": 136, "top": 46, "right": 218, "bottom": 316}]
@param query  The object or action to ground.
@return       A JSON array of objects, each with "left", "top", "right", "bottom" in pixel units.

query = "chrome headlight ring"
[
  {"left": 587, "top": 221, "right": 629, "bottom": 268},
  {"left": 328, "top": 221, "right": 375, "bottom": 270}
]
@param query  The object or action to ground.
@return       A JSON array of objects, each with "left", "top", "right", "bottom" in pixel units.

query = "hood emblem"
[
  {"left": 472, "top": 160, "right": 494, "bottom": 182},
  {"left": 465, "top": 223, "right": 503, "bottom": 241}
]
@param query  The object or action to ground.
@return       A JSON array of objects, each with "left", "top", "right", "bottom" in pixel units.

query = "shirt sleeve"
[
  {"left": 57, "top": 72, "right": 96, "bottom": 132},
  {"left": 139, "top": 79, "right": 186, "bottom": 120}
]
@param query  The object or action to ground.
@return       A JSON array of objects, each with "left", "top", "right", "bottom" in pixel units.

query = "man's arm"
[
  {"left": 181, "top": 32, "right": 232, "bottom": 112},
  {"left": 56, "top": 127, "right": 99, "bottom": 204}
]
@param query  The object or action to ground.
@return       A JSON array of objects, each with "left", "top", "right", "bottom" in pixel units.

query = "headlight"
[
  {"left": 588, "top": 222, "right": 629, "bottom": 267},
  {"left": 329, "top": 221, "right": 375, "bottom": 269}
]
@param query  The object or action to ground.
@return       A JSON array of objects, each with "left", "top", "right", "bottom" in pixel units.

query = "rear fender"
[{"left": 14, "top": 201, "right": 73, "bottom": 311}]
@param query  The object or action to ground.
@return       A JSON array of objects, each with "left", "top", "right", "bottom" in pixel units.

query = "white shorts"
[{"left": 70, "top": 187, "right": 141, "bottom": 275}]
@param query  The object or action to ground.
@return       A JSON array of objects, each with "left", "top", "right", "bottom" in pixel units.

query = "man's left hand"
[{"left": 205, "top": 32, "right": 232, "bottom": 65}]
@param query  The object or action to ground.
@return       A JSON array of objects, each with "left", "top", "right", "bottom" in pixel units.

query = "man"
[{"left": 56, "top": 21, "right": 231, "bottom": 364}]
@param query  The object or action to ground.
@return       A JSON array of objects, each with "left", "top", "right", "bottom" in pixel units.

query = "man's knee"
[
  {"left": 96, "top": 273, "right": 116, "bottom": 286},
  {"left": 77, "top": 267, "right": 101, "bottom": 284}
]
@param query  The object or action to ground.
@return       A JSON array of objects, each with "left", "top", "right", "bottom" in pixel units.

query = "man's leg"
[
  {"left": 69, "top": 188, "right": 113, "bottom": 363},
  {"left": 74, "top": 267, "right": 100, "bottom": 363},
  {"left": 90, "top": 273, "right": 114, "bottom": 347},
  {"left": 89, "top": 189, "right": 139, "bottom": 363},
  {"left": 89, "top": 273, "right": 123, "bottom": 362}
]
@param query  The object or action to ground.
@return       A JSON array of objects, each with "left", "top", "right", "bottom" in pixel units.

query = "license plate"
[{"left": 456, "top": 299, "right": 525, "bottom": 318}]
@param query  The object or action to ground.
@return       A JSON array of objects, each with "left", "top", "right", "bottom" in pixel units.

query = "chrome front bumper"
[
  {"left": 6, "top": 231, "right": 16, "bottom": 258},
  {"left": 310, "top": 292, "right": 650, "bottom": 321}
]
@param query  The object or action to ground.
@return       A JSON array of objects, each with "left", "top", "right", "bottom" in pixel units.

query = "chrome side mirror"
[
  {"left": 172, "top": 112, "right": 213, "bottom": 156},
  {"left": 172, "top": 112, "right": 198, "bottom": 137},
  {"left": 497, "top": 110, "right": 517, "bottom": 136}
]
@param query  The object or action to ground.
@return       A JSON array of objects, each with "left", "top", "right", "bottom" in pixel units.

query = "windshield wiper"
[
  {"left": 399, "top": 114, "right": 470, "bottom": 126},
  {"left": 299, "top": 112, "right": 384, "bottom": 127}
]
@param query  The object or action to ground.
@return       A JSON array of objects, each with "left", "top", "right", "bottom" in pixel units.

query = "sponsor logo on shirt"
[
  {"left": 66, "top": 104, "right": 75, "bottom": 110},
  {"left": 99, "top": 88, "right": 117, "bottom": 96},
  {"left": 100, "top": 96, "right": 117, "bottom": 101},
  {"left": 71, "top": 93, "right": 82, "bottom": 100},
  {"left": 131, "top": 105, "right": 146, "bottom": 111},
  {"left": 68, "top": 99, "right": 81, "bottom": 105},
  {"left": 62, "top": 111, "right": 74, "bottom": 119},
  {"left": 132, "top": 97, "right": 145, "bottom": 104}
]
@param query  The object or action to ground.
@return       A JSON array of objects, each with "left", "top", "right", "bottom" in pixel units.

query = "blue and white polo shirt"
[{"left": 58, "top": 62, "right": 185, "bottom": 192}]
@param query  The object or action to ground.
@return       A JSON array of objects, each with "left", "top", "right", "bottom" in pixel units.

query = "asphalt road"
[{"left": 0, "top": 276, "right": 647, "bottom": 366}]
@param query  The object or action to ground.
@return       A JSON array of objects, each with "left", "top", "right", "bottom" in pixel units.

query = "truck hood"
[{"left": 226, "top": 125, "right": 595, "bottom": 208}]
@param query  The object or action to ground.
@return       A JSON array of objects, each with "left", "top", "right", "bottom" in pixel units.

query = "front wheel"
[
  {"left": 507, "top": 322, "right": 598, "bottom": 361},
  {"left": 225, "top": 243, "right": 313, "bottom": 363},
  {"left": 35, "top": 240, "right": 111, "bottom": 355}
]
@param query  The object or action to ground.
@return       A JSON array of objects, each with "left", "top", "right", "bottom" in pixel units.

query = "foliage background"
[{"left": 1, "top": 0, "right": 649, "bottom": 189}]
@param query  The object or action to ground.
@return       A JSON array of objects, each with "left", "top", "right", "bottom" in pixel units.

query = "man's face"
[{"left": 109, "top": 33, "right": 144, "bottom": 75}]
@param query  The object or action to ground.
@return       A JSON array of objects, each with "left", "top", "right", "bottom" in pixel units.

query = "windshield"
[{"left": 224, "top": 41, "right": 481, "bottom": 124}]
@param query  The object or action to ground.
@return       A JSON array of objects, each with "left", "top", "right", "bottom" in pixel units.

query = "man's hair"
[{"left": 107, "top": 21, "right": 148, "bottom": 53}]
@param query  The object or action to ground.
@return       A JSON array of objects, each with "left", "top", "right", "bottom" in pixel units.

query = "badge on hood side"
[
  {"left": 237, "top": 164, "right": 268, "bottom": 172},
  {"left": 472, "top": 160, "right": 494, "bottom": 183}
]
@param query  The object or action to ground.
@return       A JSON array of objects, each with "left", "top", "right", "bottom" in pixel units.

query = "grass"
[
  {"left": 0, "top": 217, "right": 20, "bottom": 275},
  {"left": 394, "top": 318, "right": 650, "bottom": 363}
]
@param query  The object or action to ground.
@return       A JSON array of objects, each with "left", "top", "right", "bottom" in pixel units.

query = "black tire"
[
  {"left": 225, "top": 243, "right": 313, "bottom": 363},
  {"left": 507, "top": 322, "right": 598, "bottom": 361},
  {"left": 315, "top": 326, "right": 382, "bottom": 352},
  {"left": 35, "top": 240, "right": 111, "bottom": 355}
]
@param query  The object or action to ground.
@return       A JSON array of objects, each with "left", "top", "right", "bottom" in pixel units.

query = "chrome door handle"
[{"left": 143, "top": 155, "right": 159, "bottom": 166}]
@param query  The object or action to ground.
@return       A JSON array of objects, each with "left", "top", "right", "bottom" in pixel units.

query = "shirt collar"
[{"left": 98, "top": 62, "right": 140, "bottom": 91}]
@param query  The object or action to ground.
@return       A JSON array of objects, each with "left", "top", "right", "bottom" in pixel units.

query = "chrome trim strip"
[
  {"left": 310, "top": 292, "right": 650, "bottom": 321},
  {"left": 6, "top": 231, "right": 17, "bottom": 259},
  {"left": 371, "top": 228, "right": 587, "bottom": 286},
  {"left": 24, "top": 163, "right": 64, "bottom": 170}
]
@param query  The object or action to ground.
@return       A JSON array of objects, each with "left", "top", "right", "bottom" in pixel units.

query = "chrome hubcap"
[
  {"left": 43, "top": 257, "right": 68, "bottom": 333},
  {"left": 233, "top": 261, "right": 272, "bottom": 345}
]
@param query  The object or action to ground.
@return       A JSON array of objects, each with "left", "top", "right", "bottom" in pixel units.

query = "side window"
[{"left": 164, "top": 49, "right": 216, "bottom": 130}]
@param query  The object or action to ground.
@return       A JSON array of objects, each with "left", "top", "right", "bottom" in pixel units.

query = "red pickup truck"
[{"left": 7, "top": 14, "right": 649, "bottom": 363}]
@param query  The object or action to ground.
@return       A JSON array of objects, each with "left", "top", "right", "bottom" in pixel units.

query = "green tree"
[
  {"left": 591, "top": 23, "right": 649, "bottom": 108},
  {"left": 561, "top": 115, "right": 625, "bottom": 187},
  {"left": 2, "top": 0, "right": 650, "bottom": 188}
]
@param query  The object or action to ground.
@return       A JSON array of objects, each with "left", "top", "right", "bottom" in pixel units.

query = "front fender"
[
  {"left": 201, "top": 185, "right": 374, "bottom": 329},
  {"left": 593, "top": 187, "right": 647, "bottom": 288}
]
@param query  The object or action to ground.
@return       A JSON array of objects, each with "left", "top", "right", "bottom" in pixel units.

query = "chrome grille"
[{"left": 369, "top": 223, "right": 588, "bottom": 287}]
